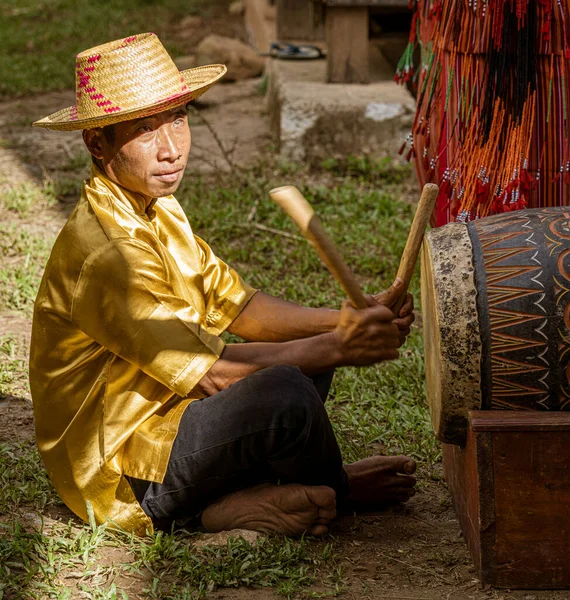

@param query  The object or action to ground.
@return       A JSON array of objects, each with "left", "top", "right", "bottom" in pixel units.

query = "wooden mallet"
[
  {"left": 269, "top": 183, "right": 439, "bottom": 313},
  {"left": 392, "top": 182, "right": 439, "bottom": 315}
]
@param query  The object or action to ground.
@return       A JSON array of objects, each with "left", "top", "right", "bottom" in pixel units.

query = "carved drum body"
[{"left": 421, "top": 207, "right": 570, "bottom": 445}]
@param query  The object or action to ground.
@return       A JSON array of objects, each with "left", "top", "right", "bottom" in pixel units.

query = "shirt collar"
[{"left": 89, "top": 163, "right": 158, "bottom": 216}]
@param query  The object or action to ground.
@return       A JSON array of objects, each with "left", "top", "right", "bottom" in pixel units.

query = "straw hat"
[{"left": 33, "top": 33, "right": 227, "bottom": 131}]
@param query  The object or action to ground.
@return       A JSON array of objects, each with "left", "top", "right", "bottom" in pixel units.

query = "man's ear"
[{"left": 83, "top": 129, "right": 104, "bottom": 160}]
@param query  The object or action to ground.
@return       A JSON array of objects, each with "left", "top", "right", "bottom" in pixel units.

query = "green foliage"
[
  {"left": 0, "top": 223, "right": 54, "bottom": 313},
  {"left": 0, "top": 516, "right": 117, "bottom": 599},
  {"left": 0, "top": 336, "right": 27, "bottom": 396},
  {"left": 178, "top": 170, "right": 418, "bottom": 306},
  {"left": 0, "top": 442, "right": 60, "bottom": 513},
  {"left": 329, "top": 330, "right": 440, "bottom": 469},
  {"left": 320, "top": 155, "right": 412, "bottom": 185},
  {"left": 0, "top": 0, "right": 201, "bottom": 97},
  {"left": 1, "top": 180, "right": 56, "bottom": 215},
  {"left": 131, "top": 533, "right": 324, "bottom": 598},
  {"left": 0, "top": 516, "right": 339, "bottom": 599},
  {"left": 59, "top": 149, "right": 92, "bottom": 173}
]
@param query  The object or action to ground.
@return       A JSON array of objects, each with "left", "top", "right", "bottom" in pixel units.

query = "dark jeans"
[{"left": 128, "top": 365, "right": 350, "bottom": 528}]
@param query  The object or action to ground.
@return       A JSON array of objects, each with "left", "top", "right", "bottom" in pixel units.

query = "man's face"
[{"left": 84, "top": 105, "right": 191, "bottom": 198}]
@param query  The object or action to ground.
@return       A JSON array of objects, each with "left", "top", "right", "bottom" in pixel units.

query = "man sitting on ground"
[{"left": 30, "top": 33, "right": 417, "bottom": 536}]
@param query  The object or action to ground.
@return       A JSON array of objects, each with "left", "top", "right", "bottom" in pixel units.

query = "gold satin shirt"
[{"left": 29, "top": 165, "right": 257, "bottom": 534}]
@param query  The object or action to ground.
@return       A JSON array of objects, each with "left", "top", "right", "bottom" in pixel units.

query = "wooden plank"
[
  {"left": 445, "top": 410, "right": 570, "bottom": 588},
  {"left": 326, "top": 6, "right": 369, "bottom": 83},
  {"left": 442, "top": 431, "right": 486, "bottom": 576},
  {"left": 492, "top": 430, "right": 570, "bottom": 588},
  {"left": 475, "top": 429, "right": 496, "bottom": 585},
  {"left": 277, "top": 0, "right": 325, "bottom": 41},
  {"left": 470, "top": 410, "right": 570, "bottom": 432},
  {"left": 245, "top": 0, "right": 276, "bottom": 54}
]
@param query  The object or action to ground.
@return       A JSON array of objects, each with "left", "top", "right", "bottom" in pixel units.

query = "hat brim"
[{"left": 33, "top": 64, "right": 227, "bottom": 132}]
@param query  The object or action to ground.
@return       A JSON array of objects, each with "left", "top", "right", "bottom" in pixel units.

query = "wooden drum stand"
[
  {"left": 444, "top": 410, "right": 570, "bottom": 589},
  {"left": 421, "top": 208, "right": 570, "bottom": 590}
]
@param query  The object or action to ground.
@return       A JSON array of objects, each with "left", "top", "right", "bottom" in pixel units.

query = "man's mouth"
[{"left": 154, "top": 168, "right": 183, "bottom": 183}]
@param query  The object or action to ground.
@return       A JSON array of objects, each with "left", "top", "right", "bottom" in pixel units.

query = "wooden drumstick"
[
  {"left": 392, "top": 183, "right": 439, "bottom": 316},
  {"left": 269, "top": 185, "right": 369, "bottom": 310}
]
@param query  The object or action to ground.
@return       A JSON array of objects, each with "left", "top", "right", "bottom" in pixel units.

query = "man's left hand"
[{"left": 373, "top": 278, "right": 415, "bottom": 346}]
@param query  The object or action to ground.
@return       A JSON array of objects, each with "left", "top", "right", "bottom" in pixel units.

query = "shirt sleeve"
[
  {"left": 71, "top": 238, "right": 223, "bottom": 398},
  {"left": 194, "top": 235, "right": 258, "bottom": 336}
]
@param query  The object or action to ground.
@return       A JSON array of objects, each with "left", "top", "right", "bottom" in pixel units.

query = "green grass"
[
  {"left": 0, "top": 222, "right": 55, "bottom": 314},
  {"left": 0, "top": 436, "right": 338, "bottom": 598},
  {"left": 1, "top": 512, "right": 342, "bottom": 600},
  {"left": 0, "top": 158, "right": 439, "bottom": 598},
  {"left": 178, "top": 168, "right": 419, "bottom": 303},
  {"left": 0, "top": 0, "right": 206, "bottom": 98},
  {"left": 329, "top": 330, "right": 438, "bottom": 468},
  {"left": 320, "top": 155, "right": 412, "bottom": 186},
  {"left": 130, "top": 532, "right": 334, "bottom": 598},
  {"left": 0, "top": 337, "right": 28, "bottom": 397},
  {"left": 0, "top": 180, "right": 59, "bottom": 318},
  {"left": 0, "top": 180, "right": 56, "bottom": 216},
  {"left": 0, "top": 443, "right": 61, "bottom": 513}
]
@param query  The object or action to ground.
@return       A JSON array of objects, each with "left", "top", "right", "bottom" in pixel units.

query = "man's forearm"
[
  {"left": 198, "top": 298, "right": 404, "bottom": 397},
  {"left": 197, "top": 333, "right": 342, "bottom": 395},
  {"left": 226, "top": 334, "right": 342, "bottom": 373},
  {"left": 228, "top": 291, "right": 339, "bottom": 342}
]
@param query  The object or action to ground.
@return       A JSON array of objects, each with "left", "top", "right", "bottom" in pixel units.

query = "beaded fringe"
[{"left": 398, "top": 0, "right": 570, "bottom": 225}]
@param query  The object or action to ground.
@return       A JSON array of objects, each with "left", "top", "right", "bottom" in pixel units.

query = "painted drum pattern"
[{"left": 422, "top": 207, "right": 570, "bottom": 445}]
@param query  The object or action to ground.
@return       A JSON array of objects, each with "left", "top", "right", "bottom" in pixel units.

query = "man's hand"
[
  {"left": 195, "top": 352, "right": 260, "bottom": 397},
  {"left": 333, "top": 297, "right": 401, "bottom": 366},
  {"left": 195, "top": 282, "right": 415, "bottom": 397},
  {"left": 373, "top": 278, "right": 415, "bottom": 345}
]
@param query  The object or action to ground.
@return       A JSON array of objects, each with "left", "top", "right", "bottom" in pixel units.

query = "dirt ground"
[{"left": 1, "top": 10, "right": 569, "bottom": 600}]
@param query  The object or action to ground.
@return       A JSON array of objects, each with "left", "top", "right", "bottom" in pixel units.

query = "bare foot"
[
  {"left": 344, "top": 455, "right": 417, "bottom": 509},
  {"left": 201, "top": 483, "right": 337, "bottom": 536}
]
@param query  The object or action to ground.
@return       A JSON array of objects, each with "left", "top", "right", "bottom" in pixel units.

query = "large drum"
[{"left": 421, "top": 207, "right": 570, "bottom": 445}]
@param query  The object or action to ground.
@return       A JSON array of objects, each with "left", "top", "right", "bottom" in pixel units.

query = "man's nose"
[{"left": 156, "top": 125, "right": 180, "bottom": 162}]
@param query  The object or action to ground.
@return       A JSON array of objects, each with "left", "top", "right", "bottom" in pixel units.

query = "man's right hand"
[
  {"left": 332, "top": 297, "right": 401, "bottom": 366},
  {"left": 196, "top": 294, "right": 401, "bottom": 398}
]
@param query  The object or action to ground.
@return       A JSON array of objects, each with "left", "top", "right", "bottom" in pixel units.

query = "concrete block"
[{"left": 266, "top": 58, "right": 415, "bottom": 164}]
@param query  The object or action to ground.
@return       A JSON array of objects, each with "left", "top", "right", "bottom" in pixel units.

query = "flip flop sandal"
[{"left": 260, "top": 42, "right": 326, "bottom": 60}]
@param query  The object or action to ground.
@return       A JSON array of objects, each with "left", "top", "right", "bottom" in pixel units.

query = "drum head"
[{"left": 421, "top": 224, "right": 483, "bottom": 445}]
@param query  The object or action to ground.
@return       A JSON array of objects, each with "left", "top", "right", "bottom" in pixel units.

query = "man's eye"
[{"left": 139, "top": 125, "right": 152, "bottom": 133}]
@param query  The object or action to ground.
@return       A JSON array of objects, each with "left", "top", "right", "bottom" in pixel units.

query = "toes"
[
  {"left": 388, "top": 455, "right": 416, "bottom": 474},
  {"left": 393, "top": 486, "right": 416, "bottom": 497},
  {"left": 305, "top": 485, "right": 337, "bottom": 509},
  {"left": 395, "top": 493, "right": 412, "bottom": 503},
  {"left": 379, "top": 473, "right": 416, "bottom": 488},
  {"left": 394, "top": 486, "right": 416, "bottom": 501},
  {"left": 348, "top": 455, "right": 417, "bottom": 476},
  {"left": 385, "top": 477, "right": 416, "bottom": 497},
  {"left": 317, "top": 506, "right": 337, "bottom": 521},
  {"left": 398, "top": 474, "right": 417, "bottom": 487},
  {"left": 308, "top": 523, "right": 329, "bottom": 536},
  {"left": 315, "top": 516, "right": 332, "bottom": 525}
]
